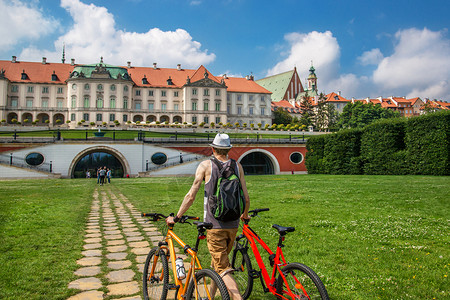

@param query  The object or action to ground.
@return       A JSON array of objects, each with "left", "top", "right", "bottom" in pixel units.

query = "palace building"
[{"left": 0, "top": 56, "right": 272, "bottom": 127}]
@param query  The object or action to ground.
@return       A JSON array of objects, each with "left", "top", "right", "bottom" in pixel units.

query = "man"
[{"left": 167, "top": 133, "right": 250, "bottom": 299}]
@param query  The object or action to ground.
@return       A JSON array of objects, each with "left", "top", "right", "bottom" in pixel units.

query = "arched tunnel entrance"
[
  {"left": 72, "top": 149, "right": 126, "bottom": 178},
  {"left": 239, "top": 151, "right": 275, "bottom": 175}
]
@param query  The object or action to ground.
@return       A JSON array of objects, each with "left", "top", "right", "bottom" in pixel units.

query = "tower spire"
[{"left": 62, "top": 43, "right": 66, "bottom": 64}]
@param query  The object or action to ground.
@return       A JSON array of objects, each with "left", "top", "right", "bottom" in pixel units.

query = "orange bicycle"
[
  {"left": 141, "top": 212, "right": 230, "bottom": 300},
  {"left": 231, "top": 208, "right": 329, "bottom": 299}
]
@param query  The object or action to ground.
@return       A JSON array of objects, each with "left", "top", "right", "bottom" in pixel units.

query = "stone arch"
[
  {"left": 36, "top": 113, "right": 49, "bottom": 124},
  {"left": 160, "top": 115, "right": 169, "bottom": 123},
  {"left": 68, "top": 146, "right": 131, "bottom": 178},
  {"left": 53, "top": 113, "right": 65, "bottom": 125},
  {"left": 22, "top": 113, "right": 33, "bottom": 123},
  {"left": 133, "top": 115, "right": 143, "bottom": 123},
  {"left": 7, "top": 112, "right": 18, "bottom": 123},
  {"left": 146, "top": 115, "right": 156, "bottom": 122},
  {"left": 173, "top": 115, "right": 182, "bottom": 123},
  {"left": 237, "top": 149, "right": 280, "bottom": 175}
]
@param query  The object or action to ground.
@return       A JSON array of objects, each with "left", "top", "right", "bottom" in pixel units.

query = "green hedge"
[
  {"left": 361, "top": 118, "right": 407, "bottom": 175},
  {"left": 305, "top": 134, "right": 326, "bottom": 174},
  {"left": 405, "top": 111, "right": 450, "bottom": 175},
  {"left": 322, "top": 128, "right": 363, "bottom": 174},
  {"left": 305, "top": 111, "right": 450, "bottom": 175}
]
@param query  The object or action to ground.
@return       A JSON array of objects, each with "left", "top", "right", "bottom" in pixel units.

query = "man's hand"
[
  {"left": 166, "top": 216, "right": 175, "bottom": 225},
  {"left": 240, "top": 213, "right": 250, "bottom": 222}
]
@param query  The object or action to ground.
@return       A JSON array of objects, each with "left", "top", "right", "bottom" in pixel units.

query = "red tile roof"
[
  {"left": 0, "top": 60, "right": 74, "bottom": 84},
  {"left": 222, "top": 77, "right": 271, "bottom": 94},
  {"left": 325, "top": 92, "right": 350, "bottom": 102}
]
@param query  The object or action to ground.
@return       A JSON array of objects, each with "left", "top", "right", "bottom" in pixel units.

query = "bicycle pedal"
[{"left": 167, "top": 284, "right": 179, "bottom": 290}]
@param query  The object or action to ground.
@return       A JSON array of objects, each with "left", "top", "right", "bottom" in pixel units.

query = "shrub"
[
  {"left": 405, "top": 111, "right": 450, "bottom": 175},
  {"left": 66, "top": 120, "right": 71, "bottom": 124},
  {"left": 199, "top": 122, "right": 205, "bottom": 127},
  {"left": 305, "top": 135, "right": 327, "bottom": 174},
  {"left": 45, "top": 120, "right": 50, "bottom": 124},
  {"left": 90, "top": 122, "right": 95, "bottom": 126},
  {"left": 56, "top": 119, "right": 62, "bottom": 124},
  {"left": 210, "top": 122, "right": 215, "bottom": 128},
  {"left": 11, "top": 118, "right": 18, "bottom": 123}
]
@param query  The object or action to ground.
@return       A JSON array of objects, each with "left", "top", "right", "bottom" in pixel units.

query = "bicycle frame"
[{"left": 151, "top": 224, "right": 213, "bottom": 300}]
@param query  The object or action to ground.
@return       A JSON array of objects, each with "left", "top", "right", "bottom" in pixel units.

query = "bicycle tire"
[
  {"left": 230, "top": 247, "right": 253, "bottom": 299},
  {"left": 143, "top": 247, "right": 169, "bottom": 300},
  {"left": 276, "top": 262, "right": 329, "bottom": 300},
  {"left": 185, "top": 268, "right": 230, "bottom": 300}
]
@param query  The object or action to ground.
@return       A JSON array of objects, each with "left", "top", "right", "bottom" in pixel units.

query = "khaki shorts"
[{"left": 206, "top": 228, "right": 239, "bottom": 274}]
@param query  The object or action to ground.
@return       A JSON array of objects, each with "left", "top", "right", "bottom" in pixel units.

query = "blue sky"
[{"left": 1, "top": 0, "right": 449, "bottom": 100}]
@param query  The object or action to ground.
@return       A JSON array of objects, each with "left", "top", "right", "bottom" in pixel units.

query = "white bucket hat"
[{"left": 210, "top": 133, "right": 232, "bottom": 149}]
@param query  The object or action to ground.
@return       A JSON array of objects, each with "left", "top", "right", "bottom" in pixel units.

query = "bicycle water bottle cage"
[
  {"left": 269, "top": 254, "right": 276, "bottom": 267},
  {"left": 272, "top": 224, "right": 295, "bottom": 236}
]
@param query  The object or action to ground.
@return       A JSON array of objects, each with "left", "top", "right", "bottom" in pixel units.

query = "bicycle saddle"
[
  {"left": 194, "top": 222, "right": 213, "bottom": 230},
  {"left": 272, "top": 224, "right": 295, "bottom": 236}
]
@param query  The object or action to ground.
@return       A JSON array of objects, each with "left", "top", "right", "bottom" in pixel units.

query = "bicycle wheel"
[
  {"left": 143, "top": 247, "right": 169, "bottom": 300},
  {"left": 276, "top": 262, "right": 329, "bottom": 300},
  {"left": 185, "top": 268, "right": 230, "bottom": 300},
  {"left": 230, "top": 247, "right": 253, "bottom": 299}
]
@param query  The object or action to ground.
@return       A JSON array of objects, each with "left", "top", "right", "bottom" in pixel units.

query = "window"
[
  {"left": 174, "top": 91, "right": 179, "bottom": 97},
  {"left": 110, "top": 84, "right": 116, "bottom": 91},
  {"left": 216, "top": 89, "right": 220, "bottom": 96},
  {"left": 135, "top": 89, "right": 141, "bottom": 96},
  {"left": 151, "top": 152, "right": 167, "bottom": 165},
  {"left": 123, "top": 98, "right": 128, "bottom": 109},
  {"left": 204, "top": 89, "right": 209, "bottom": 96},
  {"left": 289, "top": 152, "right": 304, "bottom": 164},
  {"left": 192, "top": 88, "right": 197, "bottom": 95},
  {"left": 215, "top": 102, "right": 220, "bottom": 111},
  {"left": 249, "top": 107, "right": 254, "bottom": 115},
  {"left": 57, "top": 100, "right": 63, "bottom": 108},
  {"left": 28, "top": 86, "right": 34, "bottom": 93},
  {"left": 124, "top": 86, "right": 129, "bottom": 92},
  {"left": 57, "top": 87, "right": 63, "bottom": 94},
  {"left": 42, "top": 87, "right": 49, "bottom": 94},
  {"left": 71, "top": 113, "right": 76, "bottom": 121},
  {"left": 237, "top": 106, "right": 242, "bottom": 115},
  {"left": 204, "top": 102, "right": 209, "bottom": 111},
  {"left": 192, "top": 116, "right": 197, "bottom": 123},
  {"left": 11, "top": 97, "right": 18, "bottom": 107},
  {"left": 84, "top": 96, "right": 90, "bottom": 108},
  {"left": 192, "top": 102, "right": 198, "bottom": 111},
  {"left": 110, "top": 114, "right": 115, "bottom": 121},
  {"left": 237, "top": 94, "right": 242, "bottom": 101},
  {"left": 174, "top": 103, "right": 179, "bottom": 111},
  {"left": 96, "top": 114, "right": 102, "bottom": 121},
  {"left": 84, "top": 84, "right": 90, "bottom": 90},
  {"left": 83, "top": 113, "right": 89, "bottom": 121},
  {"left": 71, "top": 84, "right": 76, "bottom": 90},
  {"left": 161, "top": 103, "right": 167, "bottom": 112},
  {"left": 148, "top": 90, "right": 154, "bottom": 96},
  {"left": 11, "top": 85, "right": 18, "bottom": 92},
  {"left": 161, "top": 90, "right": 166, "bottom": 97},
  {"left": 135, "top": 101, "right": 141, "bottom": 110},
  {"left": 261, "top": 96, "right": 265, "bottom": 103},
  {"left": 249, "top": 95, "right": 253, "bottom": 101},
  {"left": 42, "top": 99, "right": 48, "bottom": 108},
  {"left": 97, "top": 84, "right": 103, "bottom": 91},
  {"left": 204, "top": 116, "right": 209, "bottom": 123},
  {"left": 227, "top": 105, "right": 230, "bottom": 114},
  {"left": 216, "top": 117, "right": 221, "bottom": 124},
  {"left": 26, "top": 99, "right": 33, "bottom": 108},
  {"left": 71, "top": 96, "right": 76, "bottom": 108},
  {"left": 123, "top": 115, "right": 128, "bottom": 122},
  {"left": 261, "top": 107, "right": 265, "bottom": 115},
  {"left": 148, "top": 102, "right": 154, "bottom": 111},
  {"left": 110, "top": 97, "right": 116, "bottom": 108},
  {"left": 96, "top": 98, "right": 103, "bottom": 108},
  {"left": 25, "top": 153, "right": 44, "bottom": 166}
]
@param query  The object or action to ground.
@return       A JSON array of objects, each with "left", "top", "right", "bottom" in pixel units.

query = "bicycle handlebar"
[
  {"left": 248, "top": 208, "right": 270, "bottom": 217},
  {"left": 141, "top": 212, "right": 199, "bottom": 223}
]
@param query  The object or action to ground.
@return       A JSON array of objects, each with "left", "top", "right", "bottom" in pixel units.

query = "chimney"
[
  {"left": 177, "top": 64, "right": 181, "bottom": 71},
  {"left": 42, "top": 57, "right": 47, "bottom": 64},
  {"left": 71, "top": 58, "right": 75, "bottom": 66},
  {"left": 338, "top": 91, "right": 341, "bottom": 96},
  {"left": 153, "top": 63, "right": 157, "bottom": 69},
  {"left": 222, "top": 74, "right": 228, "bottom": 79},
  {"left": 12, "top": 56, "right": 17, "bottom": 63},
  {"left": 245, "top": 75, "right": 249, "bottom": 80},
  {"left": 127, "top": 61, "right": 131, "bottom": 68}
]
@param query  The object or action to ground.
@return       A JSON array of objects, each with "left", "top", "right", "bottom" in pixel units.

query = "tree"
[
  {"left": 274, "top": 107, "right": 292, "bottom": 125},
  {"left": 299, "top": 93, "right": 315, "bottom": 127},
  {"left": 315, "top": 93, "right": 339, "bottom": 131},
  {"left": 338, "top": 102, "right": 400, "bottom": 129}
]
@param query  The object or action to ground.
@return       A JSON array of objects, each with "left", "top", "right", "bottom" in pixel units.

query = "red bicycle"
[{"left": 231, "top": 208, "right": 329, "bottom": 300}]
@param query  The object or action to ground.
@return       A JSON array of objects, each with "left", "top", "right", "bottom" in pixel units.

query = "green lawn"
[{"left": 0, "top": 175, "right": 448, "bottom": 299}]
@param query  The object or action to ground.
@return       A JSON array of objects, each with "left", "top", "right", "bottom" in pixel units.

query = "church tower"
[{"left": 307, "top": 64, "right": 317, "bottom": 93}]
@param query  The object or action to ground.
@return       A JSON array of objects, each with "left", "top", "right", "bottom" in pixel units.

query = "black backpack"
[{"left": 209, "top": 158, "right": 245, "bottom": 222}]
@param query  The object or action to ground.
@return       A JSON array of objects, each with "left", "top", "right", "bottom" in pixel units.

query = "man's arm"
[
  {"left": 166, "top": 161, "right": 207, "bottom": 224},
  {"left": 237, "top": 162, "right": 250, "bottom": 220}
]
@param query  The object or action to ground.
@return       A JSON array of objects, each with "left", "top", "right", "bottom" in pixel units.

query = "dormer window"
[
  {"left": 21, "top": 70, "right": 28, "bottom": 80},
  {"left": 142, "top": 75, "right": 149, "bottom": 84},
  {"left": 51, "top": 71, "right": 58, "bottom": 81},
  {"left": 167, "top": 76, "right": 173, "bottom": 85}
]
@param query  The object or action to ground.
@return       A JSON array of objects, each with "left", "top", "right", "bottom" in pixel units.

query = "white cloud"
[
  {"left": 190, "top": 1, "right": 202, "bottom": 5},
  {"left": 20, "top": 0, "right": 215, "bottom": 68},
  {"left": 357, "top": 48, "right": 384, "bottom": 66},
  {"left": 0, "top": 0, "right": 59, "bottom": 50},
  {"left": 373, "top": 28, "right": 450, "bottom": 100},
  {"left": 267, "top": 31, "right": 340, "bottom": 84}
]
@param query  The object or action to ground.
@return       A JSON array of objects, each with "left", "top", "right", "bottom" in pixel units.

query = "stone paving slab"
[
  {"left": 74, "top": 266, "right": 101, "bottom": 277},
  {"left": 77, "top": 257, "right": 101, "bottom": 266},
  {"left": 107, "top": 281, "right": 140, "bottom": 296},
  {"left": 127, "top": 236, "right": 144, "bottom": 242},
  {"left": 67, "top": 290, "right": 104, "bottom": 300},
  {"left": 107, "top": 239, "right": 126, "bottom": 246},
  {"left": 108, "top": 260, "right": 132, "bottom": 270},
  {"left": 106, "top": 269, "right": 135, "bottom": 283},
  {"left": 106, "top": 252, "right": 128, "bottom": 260},
  {"left": 81, "top": 249, "right": 102, "bottom": 257},
  {"left": 83, "top": 243, "right": 102, "bottom": 250},
  {"left": 84, "top": 237, "right": 102, "bottom": 244},
  {"left": 129, "top": 241, "right": 149, "bottom": 248},
  {"left": 68, "top": 277, "right": 102, "bottom": 290},
  {"left": 107, "top": 245, "right": 128, "bottom": 253},
  {"left": 85, "top": 233, "right": 101, "bottom": 238},
  {"left": 105, "top": 234, "right": 123, "bottom": 240}
]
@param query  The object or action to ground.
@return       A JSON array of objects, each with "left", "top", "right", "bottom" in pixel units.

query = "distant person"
[
  {"left": 107, "top": 168, "right": 111, "bottom": 183},
  {"left": 96, "top": 168, "right": 100, "bottom": 184},
  {"left": 99, "top": 167, "right": 106, "bottom": 185},
  {"left": 86, "top": 170, "right": 90, "bottom": 178},
  {"left": 180, "top": 153, "right": 183, "bottom": 163}
]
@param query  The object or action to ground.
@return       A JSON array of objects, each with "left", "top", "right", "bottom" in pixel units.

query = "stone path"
[{"left": 67, "top": 186, "right": 166, "bottom": 300}]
